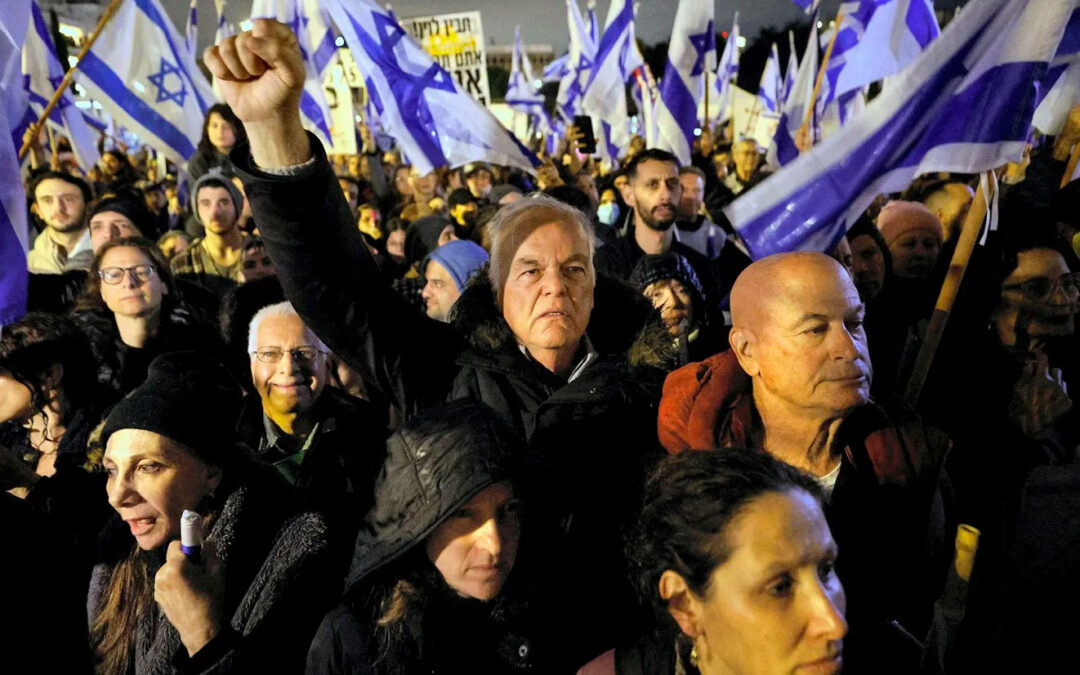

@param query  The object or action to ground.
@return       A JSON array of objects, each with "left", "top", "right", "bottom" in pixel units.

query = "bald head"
[{"left": 729, "top": 252, "right": 871, "bottom": 419}]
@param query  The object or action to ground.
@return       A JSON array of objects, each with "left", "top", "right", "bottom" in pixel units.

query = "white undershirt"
[{"left": 817, "top": 460, "right": 843, "bottom": 499}]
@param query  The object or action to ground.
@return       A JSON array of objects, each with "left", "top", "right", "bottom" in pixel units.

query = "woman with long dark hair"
[
  {"left": 187, "top": 104, "right": 247, "bottom": 182},
  {"left": 71, "top": 236, "right": 222, "bottom": 396}
]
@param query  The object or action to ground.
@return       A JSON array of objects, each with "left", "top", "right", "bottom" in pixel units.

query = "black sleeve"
[{"left": 231, "top": 135, "right": 460, "bottom": 419}]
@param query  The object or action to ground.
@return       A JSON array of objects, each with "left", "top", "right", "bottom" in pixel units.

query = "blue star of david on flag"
[
  {"left": 147, "top": 58, "right": 187, "bottom": 106},
  {"left": 689, "top": 21, "right": 715, "bottom": 76}
]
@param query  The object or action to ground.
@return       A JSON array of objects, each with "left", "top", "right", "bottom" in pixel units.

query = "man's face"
[
  {"left": 196, "top": 186, "right": 237, "bottom": 235},
  {"left": 34, "top": 178, "right": 86, "bottom": 233},
  {"left": 613, "top": 173, "right": 629, "bottom": 195},
  {"left": 849, "top": 235, "right": 886, "bottom": 301},
  {"left": 410, "top": 169, "right": 439, "bottom": 198},
  {"left": 241, "top": 245, "right": 276, "bottom": 282},
  {"left": 250, "top": 313, "right": 327, "bottom": 420},
  {"left": 90, "top": 211, "right": 142, "bottom": 253},
  {"left": 451, "top": 201, "right": 478, "bottom": 228},
  {"left": 101, "top": 153, "right": 122, "bottom": 177},
  {"left": 732, "top": 141, "right": 761, "bottom": 180},
  {"left": 644, "top": 278, "right": 694, "bottom": 336},
  {"left": 713, "top": 152, "right": 732, "bottom": 180},
  {"left": 467, "top": 170, "right": 493, "bottom": 199},
  {"left": 678, "top": 174, "right": 705, "bottom": 219},
  {"left": 422, "top": 259, "right": 462, "bottom": 322},
  {"left": 501, "top": 221, "right": 595, "bottom": 358},
  {"left": 889, "top": 231, "right": 941, "bottom": 279},
  {"left": 629, "top": 159, "right": 681, "bottom": 232},
  {"left": 738, "top": 261, "right": 871, "bottom": 417},
  {"left": 338, "top": 179, "right": 360, "bottom": 213}
]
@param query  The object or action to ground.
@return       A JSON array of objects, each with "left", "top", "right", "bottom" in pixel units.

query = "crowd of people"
[{"left": 3, "top": 18, "right": 1080, "bottom": 674}]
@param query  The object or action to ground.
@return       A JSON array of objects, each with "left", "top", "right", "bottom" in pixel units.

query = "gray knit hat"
[{"left": 189, "top": 169, "right": 245, "bottom": 225}]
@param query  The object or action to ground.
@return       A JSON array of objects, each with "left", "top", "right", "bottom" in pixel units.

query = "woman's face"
[
  {"left": 207, "top": 112, "right": 236, "bottom": 153},
  {"left": 0, "top": 369, "right": 33, "bottom": 423},
  {"left": 995, "top": 248, "right": 1078, "bottom": 347},
  {"left": 425, "top": 481, "right": 521, "bottom": 602},
  {"left": 675, "top": 490, "right": 846, "bottom": 675},
  {"left": 386, "top": 230, "right": 407, "bottom": 263},
  {"left": 849, "top": 235, "right": 886, "bottom": 301},
  {"left": 104, "top": 429, "right": 221, "bottom": 551},
  {"left": 99, "top": 246, "right": 168, "bottom": 318}
]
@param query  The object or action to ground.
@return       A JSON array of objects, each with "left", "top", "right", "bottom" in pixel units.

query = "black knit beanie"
[
  {"left": 89, "top": 195, "right": 154, "bottom": 235},
  {"left": 101, "top": 352, "right": 245, "bottom": 467},
  {"left": 629, "top": 252, "right": 706, "bottom": 304}
]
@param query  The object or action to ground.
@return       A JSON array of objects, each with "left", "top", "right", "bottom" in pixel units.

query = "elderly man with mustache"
[{"left": 658, "top": 251, "right": 951, "bottom": 675}]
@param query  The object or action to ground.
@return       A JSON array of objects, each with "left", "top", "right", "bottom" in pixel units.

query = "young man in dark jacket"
[{"left": 207, "top": 20, "right": 671, "bottom": 660}]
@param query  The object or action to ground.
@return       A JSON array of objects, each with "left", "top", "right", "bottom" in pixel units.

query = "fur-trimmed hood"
[{"left": 448, "top": 270, "right": 676, "bottom": 369}]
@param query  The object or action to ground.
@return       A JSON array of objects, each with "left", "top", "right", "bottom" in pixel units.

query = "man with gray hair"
[
  {"left": 209, "top": 19, "right": 671, "bottom": 660},
  {"left": 241, "top": 300, "right": 385, "bottom": 536}
]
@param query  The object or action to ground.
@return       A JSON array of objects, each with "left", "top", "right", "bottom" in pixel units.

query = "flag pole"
[
  {"left": 1061, "top": 142, "right": 1080, "bottom": 189},
  {"left": 903, "top": 170, "right": 994, "bottom": 406},
  {"left": 703, "top": 71, "right": 710, "bottom": 132},
  {"left": 46, "top": 125, "right": 59, "bottom": 170},
  {"left": 19, "top": 0, "right": 126, "bottom": 160},
  {"left": 799, "top": 11, "right": 843, "bottom": 142}
]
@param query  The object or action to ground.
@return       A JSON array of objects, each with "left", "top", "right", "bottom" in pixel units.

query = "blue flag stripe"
[
  {"left": 135, "top": 0, "right": 210, "bottom": 115},
  {"left": 658, "top": 58, "right": 698, "bottom": 152},
  {"left": 78, "top": 51, "right": 198, "bottom": 158}
]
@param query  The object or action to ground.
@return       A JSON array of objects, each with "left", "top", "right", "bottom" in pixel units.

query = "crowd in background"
[{"left": 3, "top": 18, "right": 1080, "bottom": 675}]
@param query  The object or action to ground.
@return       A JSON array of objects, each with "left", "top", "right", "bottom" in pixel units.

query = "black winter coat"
[{"left": 237, "top": 138, "right": 673, "bottom": 659}]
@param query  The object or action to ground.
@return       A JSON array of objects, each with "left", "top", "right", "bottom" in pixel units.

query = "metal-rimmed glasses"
[{"left": 250, "top": 347, "right": 327, "bottom": 364}]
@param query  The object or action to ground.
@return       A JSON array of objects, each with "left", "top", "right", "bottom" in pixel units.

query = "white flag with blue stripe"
[
  {"left": 769, "top": 17, "right": 819, "bottom": 168},
  {"left": 323, "top": 0, "right": 538, "bottom": 175},
  {"left": 581, "top": 0, "right": 640, "bottom": 162},
  {"left": 185, "top": 0, "right": 198, "bottom": 56},
  {"left": 654, "top": 0, "right": 715, "bottom": 164},
  {"left": 587, "top": 0, "right": 600, "bottom": 47},
  {"left": 758, "top": 42, "right": 783, "bottom": 113},
  {"left": 556, "top": 0, "right": 597, "bottom": 124},
  {"left": 726, "top": 0, "right": 1076, "bottom": 260},
  {"left": 2, "top": 0, "right": 31, "bottom": 327},
  {"left": 782, "top": 32, "right": 798, "bottom": 109},
  {"left": 790, "top": 0, "right": 822, "bottom": 14},
  {"left": 214, "top": 0, "right": 232, "bottom": 44},
  {"left": 822, "top": 0, "right": 939, "bottom": 107},
  {"left": 1032, "top": 6, "right": 1080, "bottom": 135},
  {"left": 507, "top": 26, "right": 553, "bottom": 136},
  {"left": 23, "top": 1, "right": 102, "bottom": 172},
  {"left": 250, "top": 0, "right": 336, "bottom": 150},
  {"left": 74, "top": 0, "right": 213, "bottom": 166},
  {"left": 708, "top": 13, "right": 740, "bottom": 124}
]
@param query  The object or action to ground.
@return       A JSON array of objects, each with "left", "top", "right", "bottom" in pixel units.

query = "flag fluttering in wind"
[
  {"left": 506, "top": 25, "right": 553, "bottom": 136},
  {"left": 769, "top": 16, "right": 818, "bottom": 168},
  {"left": 726, "top": 0, "right": 1075, "bottom": 260},
  {"left": 75, "top": 0, "right": 214, "bottom": 165},
  {"left": 708, "top": 12, "right": 740, "bottom": 124},
  {"left": 654, "top": 0, "right": 715, "bottom": 164},
  {"left": 757, "top": 42, "right": 782, "bottom": 113},
  {"left": 782, "top": 31, "right": 798, "bottom": 109},
  {"left": 1032, "top": 6, "right": 1080, "bottom": 136},
  {"left": 323, "top": 0, "right": 538, "bottom": 174},
  {"left": 185, "top": 0, "right": 198, "bottom": 57},
  {"left": 23, "top": 0, "right": 102, "bottom": 171},
  {"left": 1, "top": 0, "right": 32, "bottom": 327},
  {"left": 820, "top": 0, "right": 939, "bottom": 107},
  {"left": 556, "top": 0, "right": 597, "bottom": 123},
  {"left": 581, "top": 0, "right": 641, "bottom": 163}
]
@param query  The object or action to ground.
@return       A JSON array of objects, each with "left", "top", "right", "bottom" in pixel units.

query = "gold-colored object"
[{"left": 954, "top": 524, "right": 980, "bottom": 581}]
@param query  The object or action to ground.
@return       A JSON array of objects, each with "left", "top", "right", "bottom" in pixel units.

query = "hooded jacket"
[
  {"left": 306, "top": 401, "right": 563, "bottom": 674},
  {"left": 236, "top": 135, "right": 674, "bottom": 661}
]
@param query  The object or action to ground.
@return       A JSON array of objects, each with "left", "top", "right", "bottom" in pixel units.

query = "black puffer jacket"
[
  {"left": 307, "top": 400, "right": 564, "bottom": 674},
  {"left": 238, "top": 138, "right": 673, "bottom": 658}
]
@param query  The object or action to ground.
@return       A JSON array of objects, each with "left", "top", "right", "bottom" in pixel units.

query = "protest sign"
[{"left": 399, "top": 11, "right": 492, "bottom": 106}]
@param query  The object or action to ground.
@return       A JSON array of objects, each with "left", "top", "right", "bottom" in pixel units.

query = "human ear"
[
  {"left": 659, "top": 570, "right": 704, "bottom": 639},
  {"left": 728, "top": 328, "right": 759, "bottom": 377}
]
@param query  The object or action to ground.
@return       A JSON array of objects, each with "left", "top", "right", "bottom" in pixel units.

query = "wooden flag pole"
[
  {"left": 46, "top": 125, "right": 59, "bottom": 170},
  {"left": 18, "top": 0, "right": 125, "bottom": 160},
  {"left": 799, "top": 11, "right": 844, "bottom": 141},
  {"left": 903, "top": 170, "right": 995, "bottom": 407},
  {"left": 703, "top": 71, "right": 710, "bottom": 132},
  {"left": 1061, "top": 142, "right": 1080, "bottom": 189}
]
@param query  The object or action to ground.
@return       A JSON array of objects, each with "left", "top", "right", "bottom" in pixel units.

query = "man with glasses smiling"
[{"left": 243, "top": 301, "right": 385, "bottom": 532}]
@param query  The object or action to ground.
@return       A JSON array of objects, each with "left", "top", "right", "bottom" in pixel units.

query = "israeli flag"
[
  {"left": 758, "top": 43, "right": 783, "bottom": 113},
  {"left": 822, "top": 0, "right": 939, "bottom": 107},
  {"left": 75, "top": 0, "right": 213, "bottom": 165},
  {"left": 1, "top": 0, "right": 31, "bottom": 327},
  {"left": 556, "top": 0, "right": 597, "bottom": 123},
  {"left": 782, "top": 32, "right": 798, "bottom": 109},
  {"left": 214, "top": 0, "right": 232, "bottom": 44},
  {"left": 587, "top": 0, "right": 600, "bottom": 47},
  {"left": 790, "top": 0, "right": 822, "bottom": 13},
  {"left": 1033, "top": 7, "right": 1080, "bottom": 135},
  {"left": 708, "top": 13, "right": 740, "bottom": 124},
  {"left": 507, "top": 26, "right": 553, "bottom": 135},
  {"left": 250, "top": 0, "right": 336, "bottom": 150},
  {"left": 185, "top": 0, "right": 198, "bottom": 57},
  {"left": 543, "top": 52, "right": 571, "bottom": 84},
  {"left": 654, "top": 0, "right": 715, "bottom": 164},
  {"left": 582, "top": 0, "right": 640, "bottom": 162},
  {"left": 323, "top": 0, "right": 538, "bottom": 175},
  {"left": 23, "top": 0, "right": 101, "bottom": 171},
  {"left": 769, "top": 17, "right": 819, "bottom": 168},
  {"left": 725, "top": 0, "right": 1075, "bottom": 260}
]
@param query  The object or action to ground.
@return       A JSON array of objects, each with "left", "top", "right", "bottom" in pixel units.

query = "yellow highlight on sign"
[{"left": 424, "top": 28, "right": 477, "bottom": 57}]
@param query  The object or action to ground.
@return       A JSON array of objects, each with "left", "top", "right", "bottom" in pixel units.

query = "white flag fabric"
[
  {"left": 75, "top": 0, "right": 213, "bottom": 165},
  {"left": 708, "top": 13, "right": 740, "bottom": 124},
  {"left": 726, "top": 0, "right": 1075, "bottom": 259},
  {"left": 185, "top": 0, "right": 198, "bottom": 57},
  {"left": 782, "top": 31, "right": 798, "bottom": 109},
  {"left": 556, "top": 0, "right": 597, "bottom": 124},
  {"left": 581, "top": 0, "right": 640, "bottom": 162},
  {"left": 506, "top": 26, "right": 553, "bottom": 136},
  {"left": 768, "top": 18, "right": 819, "bottom": 168},
  {"left": 757, "top": 42, "right": 782, "bottom": 113},
  {"left": 1032, "top": 6, "right": 1080, "bottom": 135},
  {"left": 654, "top": 0, "right": 715, "bottom": 164},
  {"left": 23, "top": 0, "right": 101, "bottom": 171},
  {"left": 323, "top": 0, "right": 538, "bottom": 174},
  {"left": 1, "top": 0, "right": 31, "bottom": 327}
]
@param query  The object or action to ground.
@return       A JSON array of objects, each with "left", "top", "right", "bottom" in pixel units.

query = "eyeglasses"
[
  {"left": 251, "top": 347, "right": 327, "bottom": 364},
  {"left": 98, "top": 265, "right": 156, "bottom": 285},
  {"left": 1002, "top": 272, "right": 1080, "bottom": 299}
]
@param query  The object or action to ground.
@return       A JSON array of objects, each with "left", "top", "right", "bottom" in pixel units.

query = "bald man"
[{"left": 658, "top": 252, "right": 950, "bottom": 674}]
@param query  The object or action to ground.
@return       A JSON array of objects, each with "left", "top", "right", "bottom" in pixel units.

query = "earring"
[{"left": 690, "top": 643, "right": 699, "bottom": 669}]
